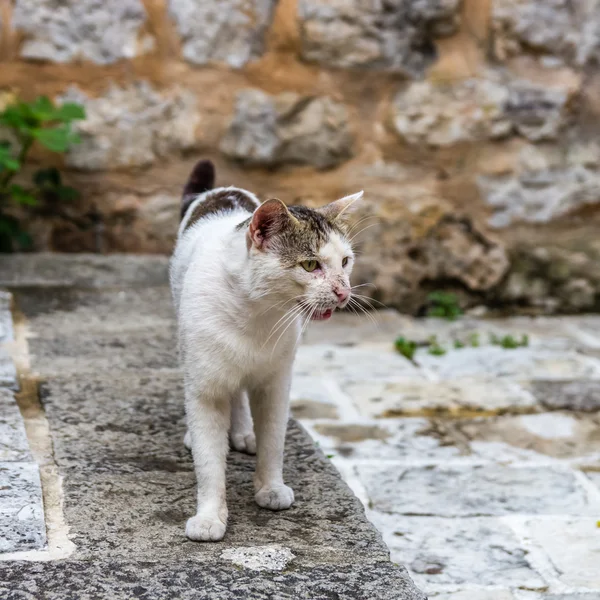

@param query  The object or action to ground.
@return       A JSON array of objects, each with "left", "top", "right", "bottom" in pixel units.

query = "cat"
[{"left": 170, "top": 159, "right": 363, "bottom": 542}]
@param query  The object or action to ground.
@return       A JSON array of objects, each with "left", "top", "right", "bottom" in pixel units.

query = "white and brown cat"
[{"left": 170, "top": 159, "right": 363, "bottom": 542}]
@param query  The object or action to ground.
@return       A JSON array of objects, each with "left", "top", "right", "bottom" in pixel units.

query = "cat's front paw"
[
  {"left": 255, "top": 484, "right": 294, "bottom": 511},
  {"left": 230, "top": 431, "right": 257, "bottom": 454},
  {"left": 185, "top": 514, "right": 226, "bottom": 542}
]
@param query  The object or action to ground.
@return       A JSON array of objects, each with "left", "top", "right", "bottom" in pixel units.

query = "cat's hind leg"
[
  {"left": 230, "top": 390, "right": 256, "bottom": 454},
  {"left": 185, "top": 382, "right": 231, "bottom": 542}
]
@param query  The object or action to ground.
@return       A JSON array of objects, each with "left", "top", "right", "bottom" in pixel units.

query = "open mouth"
[{"left": 311, "top": 308, "right": 333, "bottom": 321}]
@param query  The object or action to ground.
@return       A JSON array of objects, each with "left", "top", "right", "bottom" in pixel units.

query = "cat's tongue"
[{"left": 312, "top": 309, "right": 333, "bottom": 321}]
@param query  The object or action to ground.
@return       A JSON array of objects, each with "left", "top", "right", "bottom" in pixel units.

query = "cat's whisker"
[
  {"left": 263, "top": 303, "right": 305, "bottom": 349},
  {"left": 348, "top": 223, "right": 378, "bottom": 243},
  {"left": 347, "top": 297, "right": 379, "bottom": 328},
  {"left": 345, "top": 215, "right": 378, "bottom": 236},
  {"left": 350, "top": 283, "right": 377, "bottom": 290},
  {"left": 351, "top": 293, "right": 388, "bottom": 309},
  {"left": 270, "top": 305, "right": 307, "bottom": 357}
]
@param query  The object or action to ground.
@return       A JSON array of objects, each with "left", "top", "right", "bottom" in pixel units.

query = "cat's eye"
[
  {"left": 301, "top": 260, "right": 319, "bottom": 272},
  {"left": 342, "top": 257, "right": 350, "bottom": 267}
]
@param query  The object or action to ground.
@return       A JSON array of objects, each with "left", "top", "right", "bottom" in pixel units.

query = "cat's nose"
[{"left": 334, "top": 287, "right": 349, "bottom": 303}]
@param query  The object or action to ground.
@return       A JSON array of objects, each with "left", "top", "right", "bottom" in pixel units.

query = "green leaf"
[
  {"left": 9, "top": 184, "right": 38, "bottom": 206},
  {"left": 33, "top": 125, "right": 76, "bottom": 152},
  {"left": 31, "top": 96, "right": 55, "bottom": 121},
  {"left": 53, "top": 103, "right": 86, "bottom": 122}
]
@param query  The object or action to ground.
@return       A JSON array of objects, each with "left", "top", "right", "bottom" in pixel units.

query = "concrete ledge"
[{"left": 0, "top": 255, "right": 424, "bottom": 599}]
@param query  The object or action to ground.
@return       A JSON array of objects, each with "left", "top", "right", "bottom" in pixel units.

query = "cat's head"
[{"left": 246, "top": 193, "right": 363, "bottom": 320}]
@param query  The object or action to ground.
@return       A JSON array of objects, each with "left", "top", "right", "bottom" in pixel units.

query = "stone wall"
[{"left": 1, "top": 0, "right": 600, "bottom": 314}]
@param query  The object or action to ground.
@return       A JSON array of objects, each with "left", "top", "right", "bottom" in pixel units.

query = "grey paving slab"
[
  {"left": 0, "top": 389, "right": 31, "bottom": 462},
  {"left": 431, "top": 592, "right": 516, "bottom": 600},
  {"left": 359, "top": 465, "right": 598, "bottom": 517},
  {"left": 294, "top": 343, "right": 426, "bottom": 383},
  {"left": 0, "top": 253, "right": 169, "bottom": 289},
  {"left": 526, "top": 518, "right": 600, "bottom": 589},
  {"left": 460, "top": 413, "right": 600, "bottom": 464},
  {"left": 415, "top": 346, "right": 600, "bottom": 381},
  {"left": 0, "top": 462, "right": 46, "bottom": 553},
  {"left": 0, "top": 346, "right": 18, "bottom": 390},
  {"left": 0, "top": 290, "right": 13, "bottom": 343},
  {"left": 0, "top": 559, "right": 425, "bottom": 600},
  {"left": 532, "top": 380, "right": 600, "bottom": 412},
  {"left": 305, "top": 418, "right": 464, "bottom": 461},
  {"left": 343, "top": 378, "right": 538, "bottom": 418},
  {"left": 369, "top": 513, "right": 546, "bottom": 590}
]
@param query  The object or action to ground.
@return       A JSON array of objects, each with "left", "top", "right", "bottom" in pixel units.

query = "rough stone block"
[
  {"left": 369, "top": 513, "right": 545, "bottom": 590},
  {"left": 0, "top": 390, "right": 31, "bottom": 463},
  {"left": 168, "top": 0, "right": 277, "bottom": 68},
  {"left": 360, "top": 465, "right": 597, "bottom": 517},
  {"left": 479, "top": 141, "right": 600, "bottom": 228},
  {"left": 61, "top": 83, "right": 200, "bottom": 170},
  {"left": 492, "top": 0, "right": 600, "bottom": 66},
  {"left": 0, "top": 559, "right": 425, "bottom": 600},
  {"left": 0, "top": 462, "right": 46, "bottom": 553},
  {"left": 0, "top": 254, "right": 169, "bottom": 289},
  {"left": 392, "top": 73, "right": 573, "bottom": 148},
  {"left": 220, "top": 89, "right": 354, "bottom": 169},
  {"left": 343, "top": 378, "right": 537, "bottom": 418},
  {"left": 13, "top": 0, "right": 150, "bottom": 64},
  {"left": 298, "top": 0, "right": 462, "bottom": 76},
  {"left": 526, "top": 518, "right": 600, "bottom": 588}
]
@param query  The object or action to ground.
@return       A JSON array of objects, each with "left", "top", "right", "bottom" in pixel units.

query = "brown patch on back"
[{"left": 183, "top": 189, "right": 260, "bottom": 232}]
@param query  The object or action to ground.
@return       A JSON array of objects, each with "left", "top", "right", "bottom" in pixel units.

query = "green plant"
[
  {"left": 394, "top": 337, "right": 418, "bottom": 361},
  {"left": 490, "top": 333, "right": 529, "bottom": 349},
  {"left": 427, "top": 336, "right": 447, "bottom": 356},
  {"left": 0, "top": 96, "right": 86, "bottom": 251},
  {"left": 453, "top": 339, "right": 466, "bottom": 349},
  {"left": 426, "top": 291, "right": 463, "bottom": 321},
  {"left": 469, "top": 333, "right": 480, "bottom": 348}
]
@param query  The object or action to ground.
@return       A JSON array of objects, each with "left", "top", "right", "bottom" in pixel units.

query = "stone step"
[{"left": 0, "top": 255, "right": 424, "bottom": 599}]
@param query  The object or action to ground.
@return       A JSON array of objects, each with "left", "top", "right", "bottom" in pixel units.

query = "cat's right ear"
[{"left": 248, "top": 199, "right": 294, "bottom": 250}]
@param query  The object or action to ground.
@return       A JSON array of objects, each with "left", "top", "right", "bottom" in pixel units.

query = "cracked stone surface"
[
  {"left": 0, "top": 462, "right": 46, "bottom": 553},
  {"left": 168, "top": 0, "right": 277, "bottom": 68},
  {"left": 12, "top": 0, "right": 150, "bottom": 64},
  {"left": 61, "top": 83, "right": 200, "bottom": 170}
]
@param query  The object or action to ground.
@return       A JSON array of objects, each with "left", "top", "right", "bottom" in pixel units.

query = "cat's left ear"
[
  {"left": 318, "top": 191, "right": 364, "bottom": 223},
  {"left": 248, "top": 198, "right": 296, "bottom": 250}
]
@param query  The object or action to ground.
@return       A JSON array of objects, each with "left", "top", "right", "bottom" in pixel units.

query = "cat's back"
[{"left": 179, "top": 186, "right": 260, "bottom": 238}]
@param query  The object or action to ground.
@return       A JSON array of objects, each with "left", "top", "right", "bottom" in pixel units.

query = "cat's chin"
[{"left": 311, "top": 309, "right": 333, "bottom": 321}]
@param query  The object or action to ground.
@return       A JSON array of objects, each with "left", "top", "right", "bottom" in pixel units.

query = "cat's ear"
[
  {"left": 319, "top": 191, "right": 364, "bottom": 222},
  {"left": 248, "top": 199, "right": 295, "bottom": 249}
]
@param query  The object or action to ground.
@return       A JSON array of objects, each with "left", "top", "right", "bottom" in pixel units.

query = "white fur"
[{"left": 170, "top": 187, "right": 356, "bottom": 542}]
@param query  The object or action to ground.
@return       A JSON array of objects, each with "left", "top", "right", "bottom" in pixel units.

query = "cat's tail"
[{"left": 180, "top": 159, "right": 216, "bottom": 219}]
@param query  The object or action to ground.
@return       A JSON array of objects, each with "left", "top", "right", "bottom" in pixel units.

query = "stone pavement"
[
  {"left": 296, "top": 312, "right": 600, "bottom": 600},
  {"left": 1, "top": 255, "right": 600, "bottom": 599},
  {"left": 0, "top": 255, "right": 422, "bottom": 600}
]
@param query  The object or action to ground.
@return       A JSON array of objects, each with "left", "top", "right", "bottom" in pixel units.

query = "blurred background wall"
[{"left": 1, "top": 0, "right": 599, "bottom": 314}]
